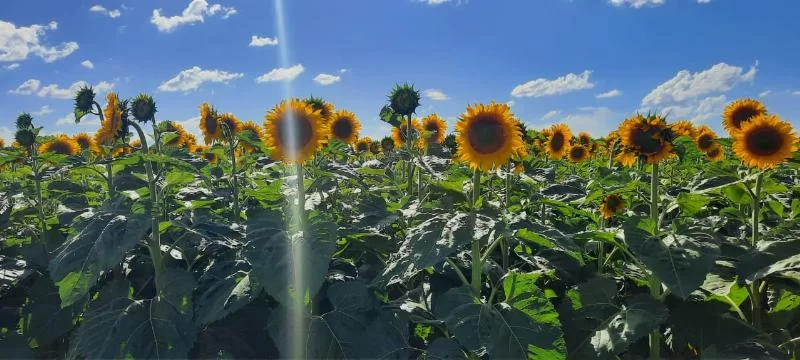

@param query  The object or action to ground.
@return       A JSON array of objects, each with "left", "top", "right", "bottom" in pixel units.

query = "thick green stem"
[
  {"left": 105, "top": 162, "right": 114, "bottom": 199},
  {"left": 471, "top": 169, "right": 483, "bottom": 293},
  {"left": 598, "top": 218, "right": 606, "bottom": 273},
  {"left": 130, "top": 122, "right": 164, "bottom": 297},
  {"left": 649, "top": 163, "right": 661, "bottom": 360},
  {"left": 751, "top": 172, "right": 764, "bottom": 330},
  {"left": 296, "top": 162, "right": 306, "bottom": 230},
  {"left": 406, "top": 115, "right": 415, "bottom": 197},
  {"left": 31, "top": 148, "right": 47, "bottom": 243},
  {"left": 230, "top": 141, "right": 240, "bottom": 222}
]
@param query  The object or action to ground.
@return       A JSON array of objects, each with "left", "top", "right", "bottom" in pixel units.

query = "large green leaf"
[
  {"left": 737, "top": 237, "right": 800, "bottom": 282},
  {"left": 667, "top": 300, "right": 757, "bottom": 353},
  {"left": 19, "top": 275, "right": 75, "bottom": 347},
  {"left": 425, "top": 338, "right": 467, "bottom": 359},
  {"left": 193, "top": 259, "right": 259, "bottom": 326},
  {"left": 48, "top": 197, "right": 151, "bottom": 307}
]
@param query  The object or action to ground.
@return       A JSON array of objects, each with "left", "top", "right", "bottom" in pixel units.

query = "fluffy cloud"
[
  {"left": 653, "top": 95, "right": 727, "bottom": 123},
  {"left": 256, "top": 64, "right": 304, "bottom": 83},
  {"left": 530, "top": 107, "right": 620, "bottom": 136},
  {"left": 249, "top": 35, "right": 278, "bottom": 47},
  {"left": 641, "top": 62, "right": 757, "bottom": 106},
  {"left": 4, "top": 63, "right": 19, "bottom": 70},
  {"left": 609, "top": 0, "right": 665, "bottom": 8},
  {"left": 423, "top": 89, "right": 450, "bottom": 101},
  {"left": 81, "top": 60, "right": 94, "bottom": 69},
  {"left": 89, "top": 5, "right": 122, "bottom": 18},
  {"left": 9, "top": 79, "right": 114, "bottom": 99},
  {"left": 313, "top": 73, "right": 341, "bottom": 85},
  {"left": 759, "top": 90, "right": 771, "bottom": 98},
  {"left": 151, "top": 0, "right": 237, "bottom": 33},
  {"left": 158, "top": 66, "right": 243, "bottom": 92},
  {"left": 0, "top": 20, "right": 79, "bottom": 63},
  {"left": 596, "top": 89, "right": 622, "bottom": 99},
  {"left": 56, "top": 112, "right": 100, "bottom": 126},
  {"left": 542, "top": 110, "right": 561, "bottom": 120},
  {"left": 511, "top": 70, "right": 594, "bottom": 98},
  {"left": 697, "top": 0, "right": 711, "bottom": 3},
  {"left": 8, "top": 79, "right": 41, "bottom": 95},
  {"left": 32, "top": 105, "right": 53, "bottom": 116}
]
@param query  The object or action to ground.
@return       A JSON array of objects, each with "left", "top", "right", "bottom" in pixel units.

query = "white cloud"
[
  {"left": 653, "top": 95, "right": 727, "bottom": 123},
  {"left": 609, "top": 0, "right": 665, "bottom": 8},
  {"left": 8, "top": 79, "right": 41, "bottom": 95},
  {"left": 423, "top": 0, "right": 450, "bottom": 4},
  {"left": 759, "top": 90, "right": 771, "bottom": 98},
  {"left": 32, "top": 105, "right": 53, "bottom": 116},
  {"left": 256, "top": 64, "right": 304, "bottom": 83},
  {"left": 37, "top": 80, "right": 115, "bottom": 99},
  {"left": 313, "top": 73, "right": 341, "bottom": 86},
  {"left": 0, "top": 20, "right": 79, "bottom": 62},
  {"left": 596, "top": 89, "right": 622, "bottom": 99},
  {"left": 249, "top": 35, "right": 278, "bottom": 47},
  {"left": 506, "top": 100, "right": 515, "bottom": 107},
  {"left": 641, "top": 61, "right": 757, "bottom": 106},
  {"left": 531, "top": 107, "right": 620, "bottom": 136},
  {"left": 511, "top": 70, "right": 594, "bottom": 98},
  {"left": 158, "top": 66, "right": 244, "bottom": 92},
  {"left": 89, "top": 5, "right": 122, "bottom": 18},
  {"left": 81, "top": 60, "right": 94, "bottom": 69},
  {"left": 542, "top": 110, "right": 561, "bottom": 120},
  {"left": 792, "top": 91, "right": 800, "bottom": 96},
  {"left": 174, "top": 116, "right": 202, "bottom": 140},
  {"left": 151, "top": 0, "right": 237, "bottom": 33},
  {"left": 56, "top": 112, "right": 100, "bottom": 126},
  {"left": 4, "top": 63, "right": 19, "bottom": 70},
  {"left": 423, "top": 89, "right": 450, "bottom": 101},
  {"left": 697, "top": 0, "right": 711, "bottom": 3},
  {"left": 339, "top": 68, "right": 349, "bottom": 73}
]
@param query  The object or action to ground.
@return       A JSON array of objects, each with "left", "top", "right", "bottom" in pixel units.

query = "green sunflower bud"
[
  {"left": 131, "top": 93, "right": 157, "bottom": 123},
  {"left": 303, "top": 96, "right": 334, "bottom": 122},
  {"left": 74, "top": 86, "right": 96, "bottom": 113},
  {"left": 380, "top": 136, "right": 395, "bottom": 153},
  {"left": 388, "top": 83, "right": 421, "bottom": 117},
  {"left": 15, "top": 113, "right": 33, "bottom": 130},
  {"left": 15, "top": 128, "right": 36, "bottom": 147}
]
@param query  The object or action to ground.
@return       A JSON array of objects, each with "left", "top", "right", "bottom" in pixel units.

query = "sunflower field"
[{"left": 1, "top": 84, "right": 799, "bottom": 359}]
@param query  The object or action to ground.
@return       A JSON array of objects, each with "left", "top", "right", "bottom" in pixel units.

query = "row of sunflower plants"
[{"left": 0, "top": 84, "right": 799, "bottom": 359}]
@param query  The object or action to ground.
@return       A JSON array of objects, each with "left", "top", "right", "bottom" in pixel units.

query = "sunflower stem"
[
  {"left": 297, "top": 162, "right": 306, "bottom": 231},
  {"left": 598, "top": 218, "right": 606, "bottom": 274},
  {"left": 230, "top": 140, "right": 240, "bottom": 222},
  {"left": 471, "top": 169, "right": 483, "bottom": 293},
  {"left": 105, "top": 162, "right": 114, "bottom": 199},
  {"left": 31, "top": 146, "right": 47, "bottom": 245},
  {"left": 406, "top": 115, "right": 415, "bottom": 197},
  {"left": 648, "top": 162, "right": 662, "bottom": 360},
  {"left": 750, "top": 172, "right": 764, "bottom": 330}
]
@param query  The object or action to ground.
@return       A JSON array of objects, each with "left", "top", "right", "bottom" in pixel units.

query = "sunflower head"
[
  {"left": 617, "top": 113, "right": 674, "bottom": 164},
  {"left": 239, "top": 120, "right": 265, "bottom": 153},
  {"left": 203, "top": 151, "right": 218, "bottom": 164},
  {"left": 732, "top": 114, "right": 798, "bottom": 169},
  {"left": 96, "top": 92, "right": 124, "bottom": 146},
  {"left": 723, "top": 98, "right": 767, "bottom": 135},
  {"left": 369, "top": 141, "right": 381, "bottom": 154},
  {"left": 218, "top": 113, "right": 242, "bottom": 142},
  {"left": 199, "top": 102, "right": 221, "bottom": 145},
  {"left": 388, "top": 83, "right": 421, "bottom": 116},
  {"left": 670, "top": 120, "right": 696, "bottom": 138},
  {"left": 705, "top": 143, "right": 725, "bottom": 162},
  {"left": 329, "top": 110, "right": 361, "bottom": 144},
  {"left": 130, "top": 93, "right": 157, "bottom": 123},
  {"left": 73, "top": 85, "right": 96, "bottom": 113},
  {"left": 392, "top": 119, "right": 421, "bottom": 148},
  {"left": 39, "top": 134, "right": 80, "bottom": 156},
  {"left": 600, "top": 194, "right": 626, "bottom": 220},
  {"left": 164, "top": 121, "right": 191, "bottom": 148},
  {"left": 577, "top": 132, "right": 592, "bottom": 147},
  {"left": 304, "top": 96, "right": 335, "bottom": 123},
  {"left": 420, "top": 114, "right": 447, "bottom": 145},
  {"left": 0, "top": 138, "right": 5, "bottom": 148},
  {"left": 694, "top": 125, "right": 717, "bottom": 152},
  {"left": 16, "top": 113, "right": 34, "bottom": 130},
  {"left": 264, "top": 98, "right": 328, "bottom": 163},
  {"left": 545, "top": 123, "right": 573, "bottom": 160},
  {"left": 455, "top": 102, "right": 523, "bottom": 171},
  {"left": 615, "top": 150, "right": 637, "bottom": 167},
  {"left": 355, "top": 137, "right": 372, "bottom": 153},
  {"left": 14, "top": 128, "right": 36, "bottom": 148},
  {"left": 380, "top": 136, "right": 395, "bottom": 153},
  {"left": 567, "top": 145, "right": 589, "bottom": 163},
  {"left": 73, "top": 132, "right": 94, "bottom": 151}
]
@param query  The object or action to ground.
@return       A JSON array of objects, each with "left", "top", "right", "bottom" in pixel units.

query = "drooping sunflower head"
[
  {"left": 577, "top": 132, "right": 592, "bottom": 147},
  {"left": 16, "top": 113, "right": 34, "bottom": 130},
  {"left": 455, "top": 102, "right": 523, "bottom": 171},
  {"left": 14, "top": 128, "right": 36, "bottom": 148},
  {"left": 723, "top": 98, "right": 767, "bottom": 134},
  {"left": 694, "top": 125, "right": 717, "bottom": 152},
  {"left": 567, "top": 145, "right": 589, "bottom": 163},
  {"left": 95, "top": 92, "right": 124, "bottom": 146},
  {"left": 600, "top": 194, "right": 626, "bottom": 220},
  {"left": 705, "top": 143, "right": 725, "bottom": 162},
  {"left": 264, "top": 98, "right": 328, "bottom": 163},
  {"left": 391, "top": 119, "right": 421, "bottom": 148},
  {"left": 545, "top": 123, "right": 573, "bottom": 160},
  {"left": 617, "top": 113, "right": 674, "bottom": 164},
  {"left": 239, "top": 121, "right": 265, "bottom": 153},
  {"left": 732, "top": 114, "right": 797, "bottom": 169},
  {"left": 39, "top": 134, "right": 80, "bottom": 156},
  {"left": 420, "top": 114, "right": 447, "bottom": 144},
  {"left": 380, "top": 136, "right": 395, "bottom": 153},
  {"left": 329, "top": 110, "right": 361, "bottom": 144},
  {"left": 164, "top": 121, "right": 191, "bottom": 148},
  {"left": 218, "top": 113, "right": 241, "bottom": 142},
  {"left": 73, "top": 132, "right": 94, "bottom": 151},
  {"left": 670, "top": 120, "right": 696, "bottom": 138},
  {"left": 130, "top": 93, "right": 157, "bottom": 123},
  {"left": 355, "top": 137, "right": 372, "bottom": 153},
  {"left": 199, "top": 102, "right": 221, "bottom": 145},
  {"left": 615, "top": 149, "right": 637, "bottom": 167},
  {"left": 73, "top": 86, "right": 96, "bottom": 113},
  {"left": 304, "top": 96, "right": 335, "bottom": 123},
  {"left": 388, "top": 83, "right": 421, "bottom": 117},
  {"left": 369, "top": 141, "right": 381, "bottom": 154}
]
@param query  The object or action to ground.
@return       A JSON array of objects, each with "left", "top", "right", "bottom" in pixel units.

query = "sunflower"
[
  {"left": 129, "top": 139, "right": 141, "bottom": 152},
  {"left": 391, "top": 119, "right": 421, "bottom": 148},
  {"left": 545, "top": 123, "right": 572, "bottom": 160},
  {"left": 39, "top": 135, "right": 80, "bottom": 156},
  {"left": 615, "top": 150, "right": 637, "bottom": 167},
  {"left": 420, "top": 114, "right": 447, "bottom": 145},
  {"left": 567, "top": 145, "right": 589, "bottom": 163},
  {"left": 694, "top": 125, "right": 717, "bottom": 152},
  {"left": 705, "top": 144, "right": 725, "bottom": 162},
  {"left": 0, "top": 138, "right": 5, "bottom": 148},
  {"left": 218, "top": 113, "right": 241, "bottom": 142},
  {"left": 670, "top": 120, "right": 696, "bottom": 138},
  {"left": 355, "top": 137, "right": 372, "bottom": 153},
  {"left": 73, "top": 132, "right": 94, "bottom": 151},
  {"left": 329, "top": 110, "right": 361, "bottom": 144},
  {"left": 577, "top": 132, "right": 592, "bottom": 147},
  {"left": 203, "top": 151, "right": 218, "bottom": 164},
  {"left": 240, "top": 121, "right": 265, "bottom": 153},
  {"left": 369, "top": 141, "right": 381, "bottom": 155},
  {"left": 164, "top": 121, "right": 192, "bottom": 148},
  {"left": 380, "top": 137, "right": 395, "bottom": 153},
  {"left": 732, "top": 114, "right": 797, "bottom": 169},
  {"left": 199, "top": 102, "right": 221, "bottom": 145},
  {"left": 600, "top": 194, "right": 626, "bottom": 220},
  {"left": 723, "top": 98, "right": 767, "bottom": 134},
  {"left": 617, "top": 114, "right": 674, "bottom": 165},
  {"left": 389, "top": 83, "right": 421, "bottom": 116},
  {"left": 513, "top": 162, "right": 524, "bottom": 174},
  {"left": 264, "top": 98, "right": 328, "bottom": 163},
  {"left": 304, "top": 97, "right": 335, "bottom": 123},
  {"left": 95, "top": 92, "right": 124, "bottom": 146},
  {"left": 455, "top": 102, "right": 523, "bottom": 171}
]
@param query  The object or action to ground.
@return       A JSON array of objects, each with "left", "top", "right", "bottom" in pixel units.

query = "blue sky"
[{"left": 2, "top": 0, "right": 800, "bottom": 143}]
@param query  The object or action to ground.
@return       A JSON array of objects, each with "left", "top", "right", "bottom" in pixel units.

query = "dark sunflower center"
[
  {"left": 631, "top": 128, "right": 663, "bottom": 154},
  {"left": 707, "top": 147, "right": 720, "bottom": 157},
  {"left": 76, "top": 138, "right": 90, "bottom": 149},
  {"left": 550, "top": 133, "right": 565, "bottom": 151},
  {"left": 732, "top": 107, "right": 759, "bottom": 129},
  {"left": 204, "top": 115, "right": 218, "bottom": 134},
  {"left": 332, "top": 118, "right": 353, "bottom": 139},
  {"left": 467, "top": 116, "right": 506, "bottom": 154},
  {"left": 50, "top": 142, "right": 73, "bottom": 155},
  {"left": 277, "top": 113, "right": 313, "bottom": 151},
  {"left": 357, "top": 142, "right": 369, "bottom": 151},
  {"left": 697, "top": 134, "right": 714, "bottom": 150},
  {"left": 570, "top": 146, "right": 585, "bottom": 159},
  {"left": 745, "top": 126, "right": 783, "bottom": 156},
  {"left": 606, "top": 196, "right": 622, "bottom": 210},
  {"left": 580, "top": 136, "right": 591, "bottom": 146}
]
